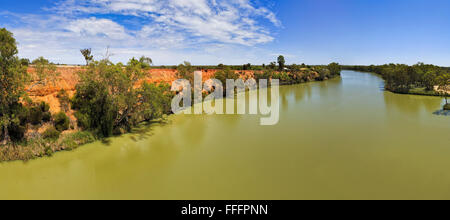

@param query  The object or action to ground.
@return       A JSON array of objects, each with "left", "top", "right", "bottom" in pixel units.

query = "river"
[{"left": 0, "top": 70, "right": 449, "bottom": 199}]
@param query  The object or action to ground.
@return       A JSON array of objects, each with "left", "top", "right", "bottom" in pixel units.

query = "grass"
[
  {"left": 444, "top": 103, "right": 450, "bottom": 111},
  {"left": 387, "top": 87, "right": 440, "bottom": 97},
  {"left": 405, "top": 87, "right": 439, "bottom": 96},
  {"left": 0, "top": 131, "right": 96, "bottom": 162}
]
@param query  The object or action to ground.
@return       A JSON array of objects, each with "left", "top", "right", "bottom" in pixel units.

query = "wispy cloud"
[
  {"left": 53, "top": 0, "right": 281, "bottom": 46},
  {"left": 1, "top": 0, "right": 282, "bottom": 64}
]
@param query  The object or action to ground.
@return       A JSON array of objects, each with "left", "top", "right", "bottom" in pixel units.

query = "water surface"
[{"left": 1, "top": 71, "right": 449, "bottom": 199}]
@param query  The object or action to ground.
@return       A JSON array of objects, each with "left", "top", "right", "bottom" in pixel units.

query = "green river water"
[{"left": 0, "top": 70, "right": 449, "bottom": 200}]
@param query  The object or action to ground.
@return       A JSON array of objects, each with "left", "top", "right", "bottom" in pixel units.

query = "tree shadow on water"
[
  {"left": 101, "top": 138, "right": 112, "bottom": 146},
  {"left": 128, "top": 119, "right": 170, "bottom": 142},
  {"left": 433, "top": 110, "right": 450, "bottom": 116}
]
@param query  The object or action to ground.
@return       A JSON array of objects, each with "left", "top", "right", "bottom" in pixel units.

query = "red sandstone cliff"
[{"left": 26, "top": 66, "right": 256, "bottom": 113}]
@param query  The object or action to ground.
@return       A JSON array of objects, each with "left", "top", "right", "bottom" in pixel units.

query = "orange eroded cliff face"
[{"left": 26, "top": 66, "right": 257, "bottom": 114}]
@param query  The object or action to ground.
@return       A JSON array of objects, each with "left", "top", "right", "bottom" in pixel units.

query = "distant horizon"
[
  {"left": 25, "top": 62, "right": 450, "bottom": 68},
  {"left": 1, "top": 0, "right": 450, "bottom": 66}
]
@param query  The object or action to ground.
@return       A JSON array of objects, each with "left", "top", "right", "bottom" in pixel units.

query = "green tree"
[
  {"left": 139, "top": 56, "right": 153, "bottom": 69},
  {"left": 254, "top": 69, "right": 274, "bottom": 81},
  {"left": 316, "top": 67, "right": 331, "bottom": 81},
  {"left": 437, "top": 73, "right": 450, "bottom": 105},
  {"left": 54, "top": 112, "right": 70, "bottom": 132},
  {"left": 20, "top": 58, "right": 30, "bottom": 66},
  {"left": 268, "top": 62, "right": 277, "bottom": 70},
  {"left": 328, "top": 62, "right": 341, "bottom": 76},
  {"left": 72, "top": 74, "right": 115, "bottom": 137},
  {"left": 72, "top": 57, "right": 171, "bottom": 137},
  {"left": 214, "top": 67, "right": 239, "bottom": 92},
  {"left": 0, "top": 28, "right": 29, "bottom": 144},
  {"left": 277, "top": 55, "right": 286, "bottom": 71},
  {"left": 214, "top": 67, "right": 239, "bottom": 85},
  {"left": 176, "top": 61, "right": 195, "bottom": 85},
  {"left": 80, "top": 48, "right": 93, "bottom": 65},
  {"left": 137, "top": 83, "right": 173, "bottom": 122},
  {"left": 421, "top": 70, "right": 438, "bottom": 91}
]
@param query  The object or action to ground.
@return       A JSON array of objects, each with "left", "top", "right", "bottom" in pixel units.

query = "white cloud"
[
  {"left": 53, "top": 0, "right": 281, "bottom": 46},
  {"left": 67, "top": 18, "right": 129, "bottom": 40},
  {"left": 1, "top": 0, "right": 282, "bottom": 64}
]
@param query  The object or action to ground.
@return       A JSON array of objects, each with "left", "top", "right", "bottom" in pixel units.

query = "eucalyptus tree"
[
  {"left": 277, "top": 55, "right": 286, "bottom": 71},
  {"left": 437, "top": 73, "right": 450, "bottom": 105},
  {"left": 328, "top": 62, "right": 341, "bottom": 76},
  {"left": 80, "top": 48, "right": 94, "bottom": 65},
  {"left": 0, "top": 28, "right": 29, "bottom": 144},
  {"left": 139, "top": 56, "right": 153, "bottom": 69},
  {"left": 72, "top": 57, "right": 171, "bottom": 137},
  {"left": 177, "top": 61, "right": 196, "bottom": 85}
]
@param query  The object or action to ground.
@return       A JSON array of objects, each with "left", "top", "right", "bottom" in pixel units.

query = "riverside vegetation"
[
  {"left": 344, "top": 64, "right": 450, "bottom": 106},
  {"left": 0, "top": 27, "right": 359, "bottom": 162},
  {"left": 0, "top": 28, "right": 173, "bottom": 161}
]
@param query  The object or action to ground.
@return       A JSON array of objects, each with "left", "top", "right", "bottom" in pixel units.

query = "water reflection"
[
  {"left": 383, "top": 92, "right": 443, "bottom": 115},
  {"left": 280, "top": 85, "right": 308, "bottom": 109},
  {"left": 433, "top": 110, "right": 450, "bottom": 116}
]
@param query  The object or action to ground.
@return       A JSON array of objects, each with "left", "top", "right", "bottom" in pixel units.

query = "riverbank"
[
  {"left": 1, "top": 66, "right": 338, "bottom": 162},
  {"left": 387, "top": 86, "right": 443, "bottom": 97},
  {"left": 0, "top": 131, "right": 95, "bottom": 161}
]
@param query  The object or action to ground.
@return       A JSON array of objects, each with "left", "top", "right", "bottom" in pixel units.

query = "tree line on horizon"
[{"left": 343, "top": 64, "right": 449, "bottom": 102}]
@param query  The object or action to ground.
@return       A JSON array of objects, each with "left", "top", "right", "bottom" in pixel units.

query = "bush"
[
  {"left": 54, "top": 112, "right": 70, "bottom": 132},
  {"left": 42, "top": 112, "right": 52, "bottom": 122},
  {"left": 254, "top": 70, "right": 274, "bottom": 81},
  {"left": 42, "top": 127, "right": 60, "bottom": 140},
  {"left": 444, "top": 104, "right": 450, "bottom": 111},
  {"left": 74, "top": 111, "right": 90, "bottom": 130},
  {"left": 39, "top": 101, "right": 50, "bottom": 112},
  {"left": 27, "top": 102, "right": 51, "bottom": 125},
  {"left": 57, "top": 89, "right": 70, "bottom": 112},
  {"left": 8, "top": 119, "right": 26, "bottom": 142},
  {"left": 28, "top": 106, "right": 43, "bottom": 125},
  {"left": 60, "top": 131, "right": 96, "bottom": 150},
  {"left": 328, "top": 62, "right": 341, "bottom": 76}
]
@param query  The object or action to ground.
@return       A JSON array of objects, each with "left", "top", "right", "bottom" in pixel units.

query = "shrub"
[
  {"left": 8, "top": 119, "right": 26, "bottom": 142},
  {"left": 54, "top": 112, "right": 70, "bottom": 132},
  {"left": 42, "top": 127, "right": 60, "bottom": 140},
  {"left": 60, "top": 131, "right": 96, "bottom": 150},
  {"left": 28, "top": 106, "right": 43, "bottom": 125},
  {"left": 39, "top": 101, "right": 50, "bottom": 112},
  {"left": 74, "top": 111, "right": 90, "bottom": 130},
  {"left": 328, "top": 62, "right": 341, "bottom": 76},
  {"left": 254, "top": 70, "right": 274, "bottom": 81},
  {"left": 317, "top": 67, "right": 331, "bottom": 81},
  {"left": 20, "top": 58, "right": 30, "bottom": 66},
  {"left": 42, "top": 112, "right": 52, "bottom": 122},
  {"left": 45, "top": 146, "right": 53, "bottom": 156},
  {"left": 57, "top": 89, "right": 70, "bottom": 112},
  {"left": 27, "top": 102, "right": 51, "bottom": 125}
]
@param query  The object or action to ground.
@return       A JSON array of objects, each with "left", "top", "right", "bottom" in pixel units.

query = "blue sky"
[{"left": 1, "top": 0, "right": 450, "bottom": 66}]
